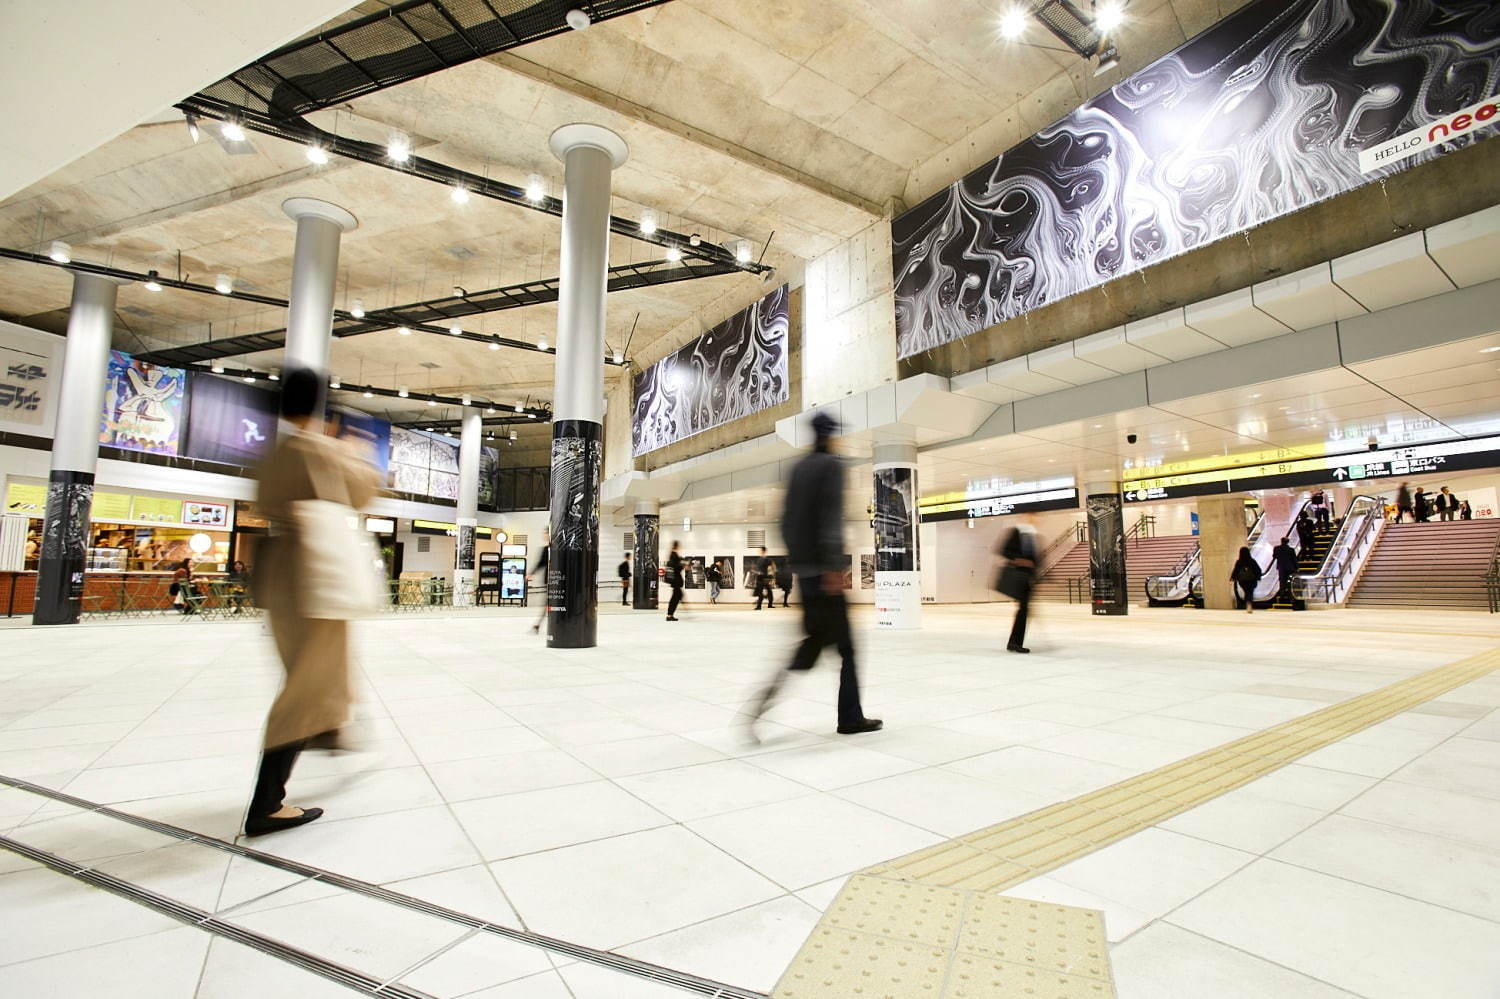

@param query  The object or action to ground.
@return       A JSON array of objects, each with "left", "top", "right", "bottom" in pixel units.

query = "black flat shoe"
[
  {"left": 245, "top": 807, "right": 323, "bottom": 837},
  {"left": 837, "top": 718, "right": 883, "bottom": 735},
  {"left": 1007, "top": 645, "right": 1031, "bottom": 654}
]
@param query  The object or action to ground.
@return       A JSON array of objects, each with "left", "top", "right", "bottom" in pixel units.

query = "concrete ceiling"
[{"left": 0, "top": 0, "right": 1249, "bottom": 429}]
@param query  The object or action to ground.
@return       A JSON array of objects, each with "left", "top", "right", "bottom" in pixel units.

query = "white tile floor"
[{"left": 0, "top": 602, "right": 1498, "bottom": 997}]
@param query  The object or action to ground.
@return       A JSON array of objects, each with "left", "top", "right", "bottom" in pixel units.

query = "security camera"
[
  {"left": 1366, "top": 435, "right": 1379, "bottom": 452},
  {"left": 1126, "top": 433, "right": 1138, "bottom": 445}
]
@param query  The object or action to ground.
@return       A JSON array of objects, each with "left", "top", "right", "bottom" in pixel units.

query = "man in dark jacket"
[
  {"left": 997, "top": 515, "right": 1038, "bottom": 652},
  {"left": 752, "top": 547, "right": 772, "bottom": 609},
  {"left": 617, "top": 553, "right": 631, "bottom": 606},
  {"left": 1272, "top": 536, "right": 1301, "bottom": 609},
  {"left": 665, "top": 541, "right": 684, "bottom": 621},
  {"left": 746, "top": 413, "right": 880, "bottom": 737}
]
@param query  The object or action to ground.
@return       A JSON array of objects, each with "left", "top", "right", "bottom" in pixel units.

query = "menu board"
[
  {"left": 91, "top": 492, "right": 133, "bottom": 521},
  {"left": 183, "top": 501, "right": 229, "bottom": 526},
  {"left": 4, "top": 482, "right": 46, "bottom": 515},
  {"left": 130, "top": 495, "right": 183, "bottom": 523}
]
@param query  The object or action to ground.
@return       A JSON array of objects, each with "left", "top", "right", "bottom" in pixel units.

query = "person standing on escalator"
[{"left": 1272, "top": 536, "right": 1301, "bottom": 610}]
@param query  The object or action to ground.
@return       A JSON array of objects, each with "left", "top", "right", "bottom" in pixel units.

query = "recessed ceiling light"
[{"left": 305, "top": 144, "right": 329, "bottom": 165}]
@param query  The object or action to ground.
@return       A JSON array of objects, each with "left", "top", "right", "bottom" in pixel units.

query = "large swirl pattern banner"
[
  {"left": 632, "top": 284, "right": 790, "bottom": 456},
  {"left": 892, "top": 0, "right": 1500, "bottom": 359}
]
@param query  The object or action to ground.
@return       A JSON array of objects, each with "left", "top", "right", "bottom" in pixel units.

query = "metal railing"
[
  {"left": 1038, "top": 521, "right": 1086, "bottom": 576},
  {"left": 1296, "top": 495, "right": 1385, "bottom": 606},
  {"left": 1126, "top": 514, "right": 1157, "bottom": 542},
  {"left": 1486, "top": 529, "right": 1500, "bottom": 613}
]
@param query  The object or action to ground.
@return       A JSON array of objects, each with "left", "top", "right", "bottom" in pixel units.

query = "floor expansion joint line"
[
  {"left": 0, "top": 775, "right": 769, "bottom": 999},
  {"left": 0, "top": 834, "right": 437, "bottom": 999},
  {"left": 772, "top": 644, "right": 1500, "bottom": 998}
]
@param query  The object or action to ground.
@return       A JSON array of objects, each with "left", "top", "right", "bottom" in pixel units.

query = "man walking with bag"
[
  {"left": 745, "top": 413, "right": 880, "bottom": 737},
  {"left": 996, "top": 513, "right": 1038, "bottom": 653}
]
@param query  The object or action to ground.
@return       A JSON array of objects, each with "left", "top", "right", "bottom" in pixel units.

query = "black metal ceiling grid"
[
  {"left": 206, "top": 1, "right": 675, "bottom": 121},
  {"left": 134, "top": 256, "right": 732, "bottom": 367}
]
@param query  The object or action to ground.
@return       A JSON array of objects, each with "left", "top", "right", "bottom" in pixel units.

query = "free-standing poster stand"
[{"left": 477, "top": 551, "right": 501, "bottom": 606}]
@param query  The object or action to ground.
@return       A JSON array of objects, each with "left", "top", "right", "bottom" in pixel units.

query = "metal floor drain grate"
[{"left": 0, "top": 776, "right": 768, "bottom": 999}]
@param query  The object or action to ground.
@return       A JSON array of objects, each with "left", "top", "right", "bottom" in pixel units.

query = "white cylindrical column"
[
  {"left": 453, "top": 407, "right": 482, "bottom": 606},
  {"left": 545, "top": 124, "right": 628, "bottom": 649},
  {"left": 34, "top": 272, "right": 124, "bottom": 625},
  {"left": 281, "top": 198, "right": 358, "bottom": 375},
  {"left": 873, "top": 442, "right": 922, "bottom": 630}
]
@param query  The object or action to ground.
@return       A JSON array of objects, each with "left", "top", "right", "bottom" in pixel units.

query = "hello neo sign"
[{"left": 1360, "top": 93, "right": 1500, "bottom": 174}]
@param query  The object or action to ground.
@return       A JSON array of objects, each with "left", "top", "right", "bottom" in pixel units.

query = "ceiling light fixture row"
[{"left": 173, "top": 100, "right": 774, "bottom": 277}]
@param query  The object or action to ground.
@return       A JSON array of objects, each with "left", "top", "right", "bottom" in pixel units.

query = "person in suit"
[
  {"left": 617, "top": 553, "right": 631, "bottom": 606},
  {"left": 997, "top": 513, "right": 1038, "bottom": 653},
  {"left": 746, "top": 412, "right": 880, "bottom": 737},
  {"left": 1395, "top": 482, "right": 1413, "bottom": 523},
  {"left": 665, "top": 541, "right": 684, "bottom": 621},
  {"left": 1414, "top": 487, "right": 1430, "bottom": 523},
  {"left": 1272, "top": 536, "right": 1300, "bottom": 608},
  {"left": 1231, "top": 546, "right": 1263, "bottom": 613},
  {"left": 1434, "top": 486, "right": 1458, "bottom": 522},
  {"left": 752, "top": 546, "right": 772, "bottom": 609},
  {"left": 247, "top": 367, "right": 379, "bottom": 836},
  {"left": 1295, "top": 511, "right": 1317, "bottom": 554}
]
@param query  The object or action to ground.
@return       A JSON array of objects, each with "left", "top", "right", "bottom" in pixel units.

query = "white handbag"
[{"left": 288, "top": 499, "right": 385, "bottom": 619}]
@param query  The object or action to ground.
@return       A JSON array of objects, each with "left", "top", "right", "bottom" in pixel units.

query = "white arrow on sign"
[{"left": 1333, "top": 468, "right": 1348, "bottom": 479}]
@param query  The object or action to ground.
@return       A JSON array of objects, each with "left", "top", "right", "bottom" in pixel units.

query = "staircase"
[
  {"left": 1346, "top": 520, "right": 1500, "bottom": 611},
  {"left": 1034, "top": 535, "right": 1201, "bottom": 602}
]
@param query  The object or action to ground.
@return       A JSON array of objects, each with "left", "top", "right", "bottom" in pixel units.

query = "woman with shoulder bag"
[
  {"left": 1231, "top": 547, "right": 1263, "bottom": 614},
  {"left": 245, "top": 368, "right": 380, "bottom": 836},
  {"left": 995, "top": 513, "right": 1039, "bottom": 654}
]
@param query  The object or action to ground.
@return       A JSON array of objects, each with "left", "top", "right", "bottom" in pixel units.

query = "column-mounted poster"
[
  {"left": 1087, "top": 491, "right": 1128, "bottom": 616},
  {"left": 99, "top": 350, "right": 186, "bottom": 455}
]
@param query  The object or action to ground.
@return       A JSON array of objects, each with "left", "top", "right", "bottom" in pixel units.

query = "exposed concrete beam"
[{"left": 489, "top": 52, "right": 887, "bottom": 221}]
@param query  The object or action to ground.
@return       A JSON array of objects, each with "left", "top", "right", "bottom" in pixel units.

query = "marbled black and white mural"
[
  {"left": 632, "top": 284, "right": 790, "bottom": 456},
  {"left": 892, "top": 0, "right": 1500, "bottom": 358}
]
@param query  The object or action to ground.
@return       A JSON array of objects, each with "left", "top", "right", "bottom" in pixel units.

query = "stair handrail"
[
  {"left": 1485, "top": 526, "right": 1500, "bottom": 614},
  {"left": 1299, "top": 495, "right": 1386, "bottom": 605},
  {"left": 1126, "top": 514, "right": 1157, "bottom": 543},
  {"left": 1038, "top": 520, "right": 1086, "bottom": 575}
]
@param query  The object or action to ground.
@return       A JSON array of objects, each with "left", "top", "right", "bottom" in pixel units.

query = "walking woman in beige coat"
[{"left": 246, "top": 368, "right": 379, "bottom": 836}]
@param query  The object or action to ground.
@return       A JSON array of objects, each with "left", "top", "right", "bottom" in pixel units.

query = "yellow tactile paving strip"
[{"left": 774, "top": 646, "right": 1500, "bottom": 998}]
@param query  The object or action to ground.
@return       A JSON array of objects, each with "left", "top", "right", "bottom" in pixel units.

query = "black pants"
[
  {"left": 781, "top": 587, "right": 791, "bottom": 607},
  {"left": 621, "top": 580, "right": 630, "bottom": 605},
  {"left": 249, "top": 740, "right": 304, "bottom": 821},
  {"left": 1277, "top": 572, "right": 1301, "bottom": 609},
  {"left": 785, "top": 578, "right": 865, "bottom": 726},
  {"left": 1235, "top": 581, "right": 1257, "bottom": 608},
  {"left": 754, "top": 579, "right": 770, "bottom": 609},
  {"left": 1008, "top": 589, "right": 1030, "bottom": 648},
  {"left": 667, "top": 584, "right": 683, "bottom": 618}
]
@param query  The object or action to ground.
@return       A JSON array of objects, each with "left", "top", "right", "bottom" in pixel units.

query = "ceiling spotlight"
[
  {"left": 515, "top": 403, "right": 525, "bottom": 413},
  {"left": 448, "top": 324, "right": 465, "bottom": 337},
  {"left": 211, "top": 363, "right": 225, "bottom": 374},
  {"left": 613, "top": 350, "right": 625, "bottom": 364},
  {"left": 688, "top": 233, "right": 702, "bottom": 247},
  {"left": 665, "top": 246, "right": 683, "bottom": 262},
  {"left": 527, "top": 412, "right": 536, "bottom": 419},
  {"left": 47, "top": 240, "right": 71, "bottom": 264},
  {"left": 268, "top": 371, "right": 280, "bottom": 382},
  {"left": 734, "top": 240, "right": 752, "bottom": 264},
  {"left": 486, "top": 406, "right": 496, "bottom": 414},
  {"left": 363, "top": 390, "right": 374, "bottom": 399},
  {"left": 509, "top": 430, "right": 518, "bottom": 441},
  {"left": 1093, "top": 1, "right": 1126, "bottom": 32},
  {"left": 427, "top": 398, "right": 437, "bottom": 407},
  {"left": 350, "top": 298, "right": 365, "bottom": 318},
  {"left": 486, "top": 433, "right": 494, "bottom": 441},
  {"left": 450, "top": 184, "right": 470, "bottom": 205},
  {"left": 214, "top": 273, "right": 233, "bottom": 295},
  {"left": 397, "top": 326, "right": 412, "bottom": 336},
  {"left": 243, "top": 374, "right": 256, "bottom": 383},
  {"left": 1480, "top": 346, "right": 1500, "bottom": 354},
  {"left": 639, "top": 210, "right": 658, "bottom": 235},
  {"left": 306, "top": 144, "right": 329, "bottom": 165},
  {"left": 565, "top": 8, "right": 591, "bottom": 30},
  {"left": 387, "top": 132, "right": 412, "bottom": 162},
  {"left": 461, "top": 394, "right": 471, "bottom": 406},
  {"left": 143, "top": 271, "right": 163, "bottom": 292},
  {"left": 184, "top": 112, "right": 201, "bottom": 144},
  {"left": 488, "top": 338, "right": 500, "bottom": 351},
  {"left": 330, "top": 377, "right": 341, "bottom": 389},
  {"left": 398, "top": 387, "right": 409, "bottom": 398},
  {"left": 999, "top": 7, "right": 1028, "bottom": 38},
  {"left": 220, "top": 120, "right": 246, "bottom": 142},
  {"left": 537, "top": 337, "right": 549, "bottom": 351},
  {"left": 525, "top": 174, "right": 545, "bottom": 202}
]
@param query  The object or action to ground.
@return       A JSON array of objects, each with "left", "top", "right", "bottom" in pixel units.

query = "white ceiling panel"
[
  {"left": 1027, "top": 342, "right": 1116, "bottom": 385},
  {"left": 1124, "top": 307, "right": 1225, "bottom": 361},
  {"left": 1074, "top": 325, "right": 1170, "bottom": 374},
  {"left": 1332, "top": 232, "right": 1455, "bottom": 311},
  {"left": 1252, "top": 262, "right": 1366, "bottom": 330},
  {"left": 1184, "top": 287, "right": 1292, "bottom": 347},
  {"left": 1426, "top": 204, "right": 1500, "bottom": 288}
]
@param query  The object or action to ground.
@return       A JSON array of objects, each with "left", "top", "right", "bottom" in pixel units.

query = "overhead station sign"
[
  {"left": 920, "top": 480, "right": 1079, "bottom": 522},
  {"left": 1123, "top": 436, "right": 1500, "bottom": 502}
]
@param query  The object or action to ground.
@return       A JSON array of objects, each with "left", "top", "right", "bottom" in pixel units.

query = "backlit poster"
[
  {"left": 99, "top": 350, "right": 186, "bottom": 455},
  {"left": 183, "top": 373, "right": 275, "bottom": 466}
]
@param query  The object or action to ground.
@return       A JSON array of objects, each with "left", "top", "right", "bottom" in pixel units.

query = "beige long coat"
[{"left": 255, "top": 429, "right": 380, "bottom": 750}]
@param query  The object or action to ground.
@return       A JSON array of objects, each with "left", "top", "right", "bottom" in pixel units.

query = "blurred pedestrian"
[
  {"left": 1295, "top": 510, "right": 1316, "bottom": 553},
  {"left": 1272, "top": 535, "right": 1300, "bottom": 608},
  {"left": 1414, "top": 487, "right": 1430, "bottom": 523},
  {"left": 1231, "top": 546, "right": 1262, "bottom": 613},
  {"left": 529, "top": 544, "right": 549, "bottom": 634},
  {"left": 707, "top": 559, "right": 723, "bottom": 604},
  {"left": 618, "top": 552, "right": 632, "bottom": 606},
  {"left": 1395, "top": 482, "right": 1413, "bottom": 523},
  {"left": 746, "top": 412, "right": 880, "bottom": 737},
  {"left": 996, "top": 512, "right": 1038, "bottom": 653},
  {"left": 666, "top": 541, "right": 684, "bottom": 621},
  {"left": 247, "top": 367, "right": 378, "bottom": 836},
  {"left": 752, "top": 546, "right": 772, "bottom": 609},
  {"left": 776, "top": 560, "right": 793, "bottom": 607}
]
